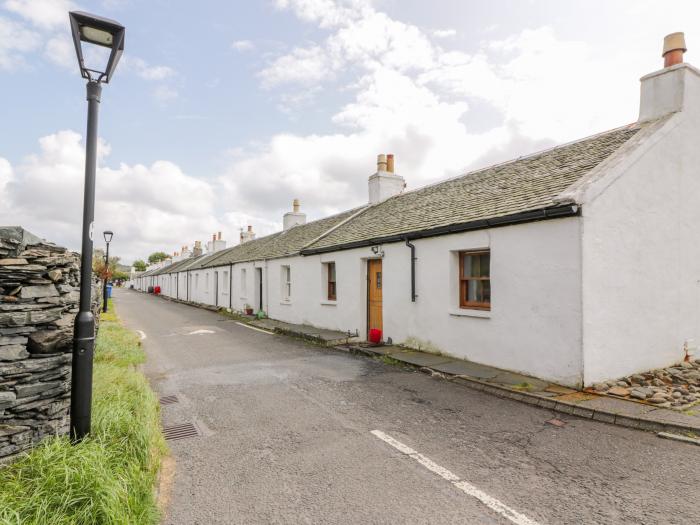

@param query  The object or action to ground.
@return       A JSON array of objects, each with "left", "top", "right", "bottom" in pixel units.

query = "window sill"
[
  {"left": 449, "top": 308, "right": 491, "bottom": 319},
  {"left": 280, "top": 300, "right": 292, "bottom": 306},
  {"left": 321, "top": 300, "right": 337, "bottom": 306}
]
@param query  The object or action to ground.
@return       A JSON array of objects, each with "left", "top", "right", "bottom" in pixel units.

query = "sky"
[{"left": 1, "top": 0, "right": 699, "bottom": 264}]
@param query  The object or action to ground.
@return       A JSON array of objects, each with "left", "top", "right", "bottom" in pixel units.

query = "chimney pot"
[
  {"left": 247, "top": 225, "right": 252, "bottom": 232},
  {"left": 663, "top": 32, "right": 687, "bottom": 67},
  {"left": 293, "top": 198, "right": 300, "bottom": 213},
  {"left": 377, "top": 154, "right": 387, "bottom": 172},
  {"left": 218, "top": 231, "right": 222, "bottom": 240},
  {"left": 386, "top": 154, "right": 394, "bottom": 173}
]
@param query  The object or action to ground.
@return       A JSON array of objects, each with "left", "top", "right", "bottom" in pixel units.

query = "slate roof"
[
  {"left": 302, "top": 123, "right": 642, "bottom": 253},
  {"left": 153, "top": 207, "right": 364, "bottom": 272}
]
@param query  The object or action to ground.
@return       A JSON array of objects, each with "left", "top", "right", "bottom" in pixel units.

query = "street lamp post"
[
  {"left": 102, "top": 230, "right": 113, "bottom": 313},
  {"left": 68, "top": 11, "right": 125, "bottom": 441}
]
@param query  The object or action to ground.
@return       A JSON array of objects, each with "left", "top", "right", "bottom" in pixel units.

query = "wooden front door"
[{"left": 367, "top": 259, "right": 383, "bottom": 338}]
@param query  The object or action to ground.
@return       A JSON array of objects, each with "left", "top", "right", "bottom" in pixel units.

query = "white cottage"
[{"left": 141, "top": 34, "right": 700, "bottom": 388}]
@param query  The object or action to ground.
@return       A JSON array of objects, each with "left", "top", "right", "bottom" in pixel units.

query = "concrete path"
[{"left": 114, "top": 289, "right": 700, "bottom": 525}]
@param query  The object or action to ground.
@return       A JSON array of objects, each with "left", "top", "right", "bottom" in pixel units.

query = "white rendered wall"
[
  {"left": 265, "top": 218, "right": 583, "bottom": 385},
  {"left": 581, "top": 111, "right": 700, "bottom": 384}
]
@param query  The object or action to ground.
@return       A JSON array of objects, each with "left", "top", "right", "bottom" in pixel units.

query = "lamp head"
[
  {"left": 103, "top": 230, "right": 113, "bottom": 243},
  {"left": 69, "top": 11, "right": 125, "bottom": 83}
]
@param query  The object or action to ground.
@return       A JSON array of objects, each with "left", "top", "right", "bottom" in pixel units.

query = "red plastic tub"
[
  {"left": 368, "top": 328, "right": 382, "bottom": 344},
  {"left": 154, "top": 286, "right": 161, "bottom": 295}
]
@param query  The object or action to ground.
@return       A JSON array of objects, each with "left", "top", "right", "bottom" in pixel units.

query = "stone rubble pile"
[
  {"left": 591, "top": 360, "right": 700, "bottom": 410},
  {"left": 0, "top": 226, "right": 97, "bottom": 462}
]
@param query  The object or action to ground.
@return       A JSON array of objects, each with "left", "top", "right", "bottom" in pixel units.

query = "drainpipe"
[
  {"left": 187, "top": 270, "right": 190, "bottom": 302},
  {"left": 405, "top": 238, "right": 417, "bottom": 302},
  {"left": 229, "top": 263, "right": 233, "bottom": 310}
]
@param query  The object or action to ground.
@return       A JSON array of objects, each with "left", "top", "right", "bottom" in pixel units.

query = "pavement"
[
  {"left": 339, "top": 344, "right": 700, "bottom": 435},
  {"left": 115, "top": 288, "right": 700, "bottom": 525}
]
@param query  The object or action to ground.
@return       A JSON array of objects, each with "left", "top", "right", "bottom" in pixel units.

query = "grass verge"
[{"left": 0, "top": 299, "right": 167, "bottom": 525}]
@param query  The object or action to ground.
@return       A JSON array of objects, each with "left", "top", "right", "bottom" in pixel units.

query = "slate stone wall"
[{"left": 0, "top": 226, "right": 98, "bottom": 462}]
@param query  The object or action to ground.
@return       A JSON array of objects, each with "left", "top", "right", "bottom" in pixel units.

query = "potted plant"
[{"left": 244, "top": 304, "right": 253, "bottom": 315}]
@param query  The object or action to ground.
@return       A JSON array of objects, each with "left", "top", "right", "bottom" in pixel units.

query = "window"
[
  {"left": 195, "top": 274, "right": 199, "bottom": 290},
  {"left": 326, "top": 262, "right": 336, "bottom": 300},
  {"left": 223, "top": 271, "right": 229, "bottom": 295},
  {"left": 241, "top": 268, "right": 247, "bottom": 296},
  {"left": 281, "top": 265, "right": 291, "bottom": 301},
  {"left": 205, "top": 273, "right": 209, "bottom": 294},
  {"left": 459, "top": 250, "right": 490, "bottom": 310}
]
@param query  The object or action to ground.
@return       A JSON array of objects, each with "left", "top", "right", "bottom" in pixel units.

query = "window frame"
[
  {"left": 458, "top": 249, "right": 491, "bottom": 310},
  {"left": 326, "top": 262, "right": 337, "bottom": 301},
  {"left": 281, "top": 265, "right": 291, "bottom": 301}
]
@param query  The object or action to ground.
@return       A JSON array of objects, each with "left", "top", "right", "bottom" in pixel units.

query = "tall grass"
[{"left": 0, "top": 299, "right": 167, "bottom": 525}]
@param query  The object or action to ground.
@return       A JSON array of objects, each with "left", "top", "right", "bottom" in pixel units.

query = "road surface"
[{"left": 114, "top": 288, "right": 699, "bottom": 525}]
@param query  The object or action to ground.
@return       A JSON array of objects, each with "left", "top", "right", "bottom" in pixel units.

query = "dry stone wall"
[{"left": 0, "top": 227, "right": 98, "bottom": 462}]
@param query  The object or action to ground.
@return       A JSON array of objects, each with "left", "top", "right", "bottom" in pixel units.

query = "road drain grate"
[
  {"left": 162, "top": 422, "right": 199, "bottom": 441},
  {"left": 159, "top": 394, "right": 179, "bottom": 406}
]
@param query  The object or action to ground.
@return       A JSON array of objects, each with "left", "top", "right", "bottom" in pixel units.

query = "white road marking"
[
  {"left": 235, "top": 322, "right": 274, "bottom": 335},
  {"left": 371, "top": 430, "right": 541, "bottom": 525},
  {"left": 136, "top": 330, "right": 147, "bottom": 340},
  {"left": 187, "top": 329, "right": 215, "bottom": 335}
]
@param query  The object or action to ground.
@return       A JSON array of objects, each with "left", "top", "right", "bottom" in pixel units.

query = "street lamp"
[
  {"left": 68, "top": 11, "right": 125, "bottom": 441},
  {"left": 102, "top": 230, "right": 113, "bottom": 313}
]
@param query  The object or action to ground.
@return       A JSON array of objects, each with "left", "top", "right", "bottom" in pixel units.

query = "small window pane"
[
  {"left": 470, "top": 254, "right": 481, "bottom": 277},
  {"left": 481, "top": 253, "right": 490, "bottom": 277},
  {"left": 462, "top": 255, "right": 471, "bottom": 278},
  {"left": 329, "top": 263, "right": 336, "bottom": 281}
]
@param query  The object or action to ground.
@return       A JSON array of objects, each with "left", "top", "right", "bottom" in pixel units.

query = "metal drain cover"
[
  {"left": 159, "top": 394, "right": 179, "bottom": 406},
  {"left": 163, "top": 422, "right": 199, "bottom": 441}
]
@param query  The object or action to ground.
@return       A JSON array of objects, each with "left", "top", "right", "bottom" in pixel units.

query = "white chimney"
[
  {"left": 368, "top": 153, "right": 405, "bottom": 205},
  {"left": 212, "top": 231, "right": 226, "bottom": 252},
  {"left": 639, "top": 32, "right": 700, "bottom": 122},
  {"left": 240, "top": 225, "right": 255, "bottom": 244},
  {"left": 283, "top": 198, "right": 307, "bottom": 230}
]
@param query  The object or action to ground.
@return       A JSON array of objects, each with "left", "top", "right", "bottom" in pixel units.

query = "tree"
[
  {"left": 148, "top": 252, "right": 169, "bottom": 264},
  {"left": 132, "top": 260, "right": 147, "bottom": 272},
  {"left": 92, "top": 251, "right": 120, "bottom": 282}
]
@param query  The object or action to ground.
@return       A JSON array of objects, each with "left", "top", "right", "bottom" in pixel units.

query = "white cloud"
[
  {"left": 232, "top": 39, "right": 254, "bottom": 52},
  {"left": 122, "top": 56, "right": 176, "bottom": 80},
  {"left": 153, "top": 85, "right": 179, "bottom": 104},
  {"left": 4, "top": 0, "right": 74, "bottom": 30},
  {"left": 0, "top": 130, "right": 233, "bottom": 262},
  {"left": 0, "top": 16, "right": 40, "bottom": 70},
  {"left": 44, "top": 33, "right": 74, "bottom": 68},
  {"left": 433, "top": 28, "right": 456, "bottom": 38}
]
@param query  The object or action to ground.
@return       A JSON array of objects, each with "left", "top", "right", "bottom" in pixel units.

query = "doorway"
[
  {"left": 367, "top": 259, "right": 383, "bottom": 339},
  {"left": 255, "top": 267, "right": 263, "bottom": 312}
]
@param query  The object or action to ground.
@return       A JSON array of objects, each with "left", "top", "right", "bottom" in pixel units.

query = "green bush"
[{"left": 0, "top": 300, "right": 166, "bottom": 525}]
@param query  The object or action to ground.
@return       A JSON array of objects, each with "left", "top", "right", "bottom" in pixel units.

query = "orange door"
[{"left": 367, "top": 259, "right": 383, "bottom": 338}]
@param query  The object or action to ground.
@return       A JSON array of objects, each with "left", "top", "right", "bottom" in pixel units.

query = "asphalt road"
[{"left": 114, "top": 288, "right": 700, "bottom": 525}]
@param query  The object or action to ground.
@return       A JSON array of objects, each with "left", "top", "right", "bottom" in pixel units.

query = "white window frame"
[{"left": 281, "top": 265, "right": 291, "bottom": 302}]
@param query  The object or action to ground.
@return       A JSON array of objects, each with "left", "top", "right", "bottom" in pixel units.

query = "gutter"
[{"left": 301, "top": 204, "right": 580, "bottom": 256}]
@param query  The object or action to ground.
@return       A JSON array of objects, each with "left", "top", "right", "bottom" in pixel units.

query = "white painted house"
[{"left": 135, "top": 34, "right": 700, "bottom": 388}]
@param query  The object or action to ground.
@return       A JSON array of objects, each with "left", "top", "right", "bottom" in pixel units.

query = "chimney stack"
[
  {"left": 639, "top": 32, "right": 700, "bottom": 123},
  {"left": 210, "top": 232, "right": 226, "bottom": 252},
  {"left": 193, "top": 240, "right": 203, "bottom": 257},
  {"left": 368, "top": 153, "right": 406, "bottom": 204},
  {"left": 283, "top": 198, "right": 307, "bottom": 230},
  {"left": 663, "top": 32, "right": 687, "bottom": 68},
  {"left": 240, "top": 225, "right": 256, "bottom": 244}
]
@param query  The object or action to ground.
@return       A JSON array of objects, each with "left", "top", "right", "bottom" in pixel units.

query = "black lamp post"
[
  {"left": 102, "top": 230, "right": 113, "bottom": 313},
  {"left": 68, "top": 11, "right": 125, "bottom": 441}
]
